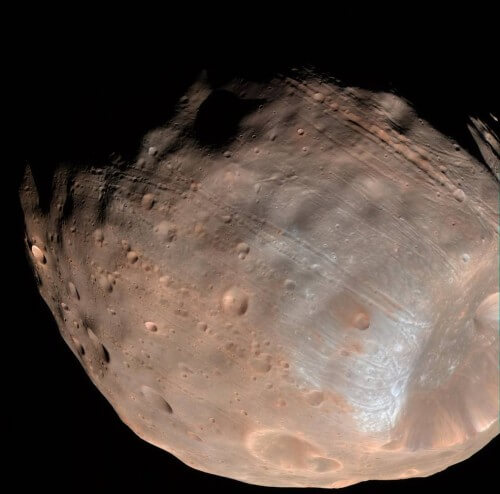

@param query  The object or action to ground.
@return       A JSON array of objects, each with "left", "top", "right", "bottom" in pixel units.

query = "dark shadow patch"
[
  {"left": 62, "top": 176, "right": 75, "bottom": 219},
  {"left": 21, "top": 63, "right": 201, "bottom": 214},
  {"left": 101, "top": 345, "right": 110, "bottom": 364},
  {"left": 205, "top": 64, "right": 278, "bottom": 87},
  {"left": 193, "top": 89, "right": 264, "bottom": 148},
  {"left": 96, "top": 184, "right": 115, "bottom": 225},
  {"left": 81, "top": 315, "right": 96, "bottom": 332},
  {"left": 30, "top": 163, "right": 58, "bottom": 213},
  {"left": 164, "top": 400, "right": 173, "bottom": 414}
]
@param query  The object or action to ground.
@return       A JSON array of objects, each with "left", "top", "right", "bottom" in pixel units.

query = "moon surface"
[{"left": 20, "top": 71, "right": 498, "bottom": 488}]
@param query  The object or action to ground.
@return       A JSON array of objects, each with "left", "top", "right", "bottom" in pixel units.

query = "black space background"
[{"left": 9, "top": 44, "right": 499, "bottom": 493}]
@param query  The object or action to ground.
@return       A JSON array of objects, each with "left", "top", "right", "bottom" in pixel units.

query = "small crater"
[
  {"left": 305, "top": 390, "right": 324, "bottom": 407},
  {"left": 453, "top": 188, "right": 466, "bottom": 202},
  {"left": 73, "top": 338, "right": 85, "bottom": 356},
  {"left": 187, "top": 431, "right": 202, "bottom": 441},
  {"left": 247, "top": 430, "right": 320, "bottom": 470},
  {"left": 68, "top": 282, "right": 80, "bottom": 300},
  {"left": 154, "top": 221, "right": 177, "bottom": 242},
  {"left": 251, "top": 356, "right": 272, "bottom": 373},
  {"left": 159, "top": 275, "right": 172, "bottom": 286},
  {"left": 141, "top": 193, "right": 155, "bottom": 210},
  {"left": 309, "top": 457, "right": 342, "bottom": 472},
  {"left": 222, "top": 287, "right": 249, "bottom": 316},
  {"left": 236, "top": 242, "right": 250, "bottom": 259},
  {"left": 141, "top": 385, "right": 173, "bottom": 414},
  {"left": 127, "top": 251, "right": 139, "bottom": 263},
  {"left": 144, "top": 321, "right": 158, "bottom": 332},
  {"left": 98, "top": 275, "right": 113, "bottom": 292},
  {"left": 352, "top": 312, "right": 370, "bottom": 330},
  {"left": 474, "top": 292, "right": 499, "bottom": 336},
  {"left": 101, "top": 345, "right": 110, "bottom": 363},
  {"left": 197, "top": 321, "right": 208, "bottom": 332},
  {"left": 93, "top": 229, "right": 104, "bottom": 244},
  {"left": 31, "top": 245, "right": 46, "bottom": 264}
]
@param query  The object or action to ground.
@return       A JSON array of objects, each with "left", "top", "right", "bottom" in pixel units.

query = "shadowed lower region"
[{"left": 18, "top": 68, "right": 498, "bottom": 488}]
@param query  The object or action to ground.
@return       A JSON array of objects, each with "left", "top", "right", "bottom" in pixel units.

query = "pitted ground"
[{"left": 20, "top": 74, "right": 498, "bottom": 488}]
